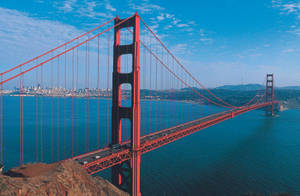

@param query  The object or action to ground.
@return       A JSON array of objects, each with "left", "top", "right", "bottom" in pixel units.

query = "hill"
[
  {"left": 0, "top": 160, "right": 129, "bottom": 196},
  {"left": 215, "top": 84, "right": 263, "bottom": 91},
  {"left": 215, "top": 84, "right": 300, "bottom": 91}
]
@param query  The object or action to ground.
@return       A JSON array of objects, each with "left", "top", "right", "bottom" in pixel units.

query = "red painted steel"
[
  {"left": 138, "top": 16, "right": 261, "bottom": 109},
  {"left": 0, "top": 76, "right": 2, "bottom": 164},
  {"left": 0, "top": 12, "right": 280, "bottom": 196},
  {"left": 74, "top": 101, "right": 278, "bottom": 175},
  {"left": 111, "top": 13, "right": 141, "bottom": 196},
  {"left": 266, "top": 74, "right": 274, "bottom": 116},
  {"left": 0, "top": 15, "right": 135, "bottom": 86},
  {"left": 0, "top": 18, "right": 115, "bottom": 77}
]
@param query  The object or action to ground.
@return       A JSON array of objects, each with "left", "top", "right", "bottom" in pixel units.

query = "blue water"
[
  {"left": 139, "top": 109, "right": 300, "bottom": 195},
  {"left": 1, "top": 96, "right": 224, "bottom": 168},
  {"left": 2, "top": 96, "right": 300, "bottom": 195}
]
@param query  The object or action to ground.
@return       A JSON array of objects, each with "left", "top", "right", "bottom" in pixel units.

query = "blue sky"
[{"left": 0, "top": 0, "right": 300, "bottom": 87}]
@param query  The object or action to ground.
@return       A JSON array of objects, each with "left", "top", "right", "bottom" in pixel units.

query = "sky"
[{"left": 0, "top": 0, "right": 300, "bottom": 87}]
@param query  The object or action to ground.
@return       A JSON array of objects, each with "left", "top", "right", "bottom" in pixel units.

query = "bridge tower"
[
  {"left": 265, "top": 73, "right": 274, "bottom": 116},
  {"left": 111, "top": 14, "right": 141, "bottom": 196}
]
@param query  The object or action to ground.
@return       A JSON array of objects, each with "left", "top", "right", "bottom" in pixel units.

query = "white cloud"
[
  {"left": 171, "top": 43, "right": 188, "bottom": 55},
  {"left": 143, "top": 10, "right": 200, "bottom": 40},
  {"left": 157, "top": 14, "right": 165, "bottom": 21},
  {"left": 77, "top": 1, "right": 100, "bottom": 18},
  {"left": 165, "top": 13, "right": 174, "bottom": 19},
  {"left": 105, "top": 3, "right": 116, "bottom": 12},
  {"left": 0, "top": 7, "right": 82, "bottom": 69},
  {"left": 199, "top": 29, "right": 205, "bottom": 36},
  {"left": 172, "top": 18, "right": 180, "bottom": 25},
  {"left": 56, "top": 0, "right": 77, "bottom": 13},
  {"left": 188, "top": 21, "right": 196, "bottom": 25},
  {"left": 177, "top": 23, "right": 189, "bottom": 28},
  {"left": 197, "top": 29, "right": 213, "bottom": 43},
  {"left": 184, "top": 28, "right": 194, "bottom": 32},
  {"left": 0, "top": 6, "right": 117, "bottom": 89},
  {"left": 164, "top": 25, "right": 173, "bottom": 30},
  {"left": 147, "top": 11, "right": 198, "bottom": 37},
  {"left": 282, "top": 48, "right": 296, "bottom": 53},
  {"left": 272, "top": 0, "right": 300, "bottom": 37},
  {"left": 54, "top": 0, "right": 113, "bottom": 19},
  {"left": 282, "top": 3, "right": 300, "bottom": 14},
  {"left": 129, "top": 2, "right": 164, "bottom": 14},
  {"left": 199, "top": 38, "right": 213, "bottom": 42},
  {"left": 272, "top": 0, "right": 300, "bottom": 16},
  {"left": 287, "top": 27, "right": 300, "bottom": 36}
]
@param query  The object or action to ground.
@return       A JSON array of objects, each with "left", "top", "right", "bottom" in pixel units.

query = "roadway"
[{"left": 71, "top": 102, "right": 276, "bottom": 174}]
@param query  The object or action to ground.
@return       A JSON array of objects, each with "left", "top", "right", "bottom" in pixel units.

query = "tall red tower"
[
  {"left": 111, "top": 14, "right": 141, "bottom": 196},
  {"left": 265, "top": 73, "right": 274, "bottom": 116}
]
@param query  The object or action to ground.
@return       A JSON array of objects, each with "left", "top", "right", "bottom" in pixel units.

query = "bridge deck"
[{"left": 72, "top": 102, "right": 275, "bottom": 174}]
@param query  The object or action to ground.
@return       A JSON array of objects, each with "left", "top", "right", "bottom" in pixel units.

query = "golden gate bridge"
[{"left": 0, "top": 13, "right": 278, "bottom": 196}]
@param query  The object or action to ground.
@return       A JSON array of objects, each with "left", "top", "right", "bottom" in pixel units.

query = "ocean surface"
[
  {"left": 2, "top": 96, "right": 300, "bottom": 195},
  {"left": 138, "top": 109, "right": 300, "bottom": 196}
]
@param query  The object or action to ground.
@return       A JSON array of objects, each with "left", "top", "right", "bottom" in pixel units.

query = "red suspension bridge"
[{"left": 0, "top": 13, "right": 278, "bottom": 196}]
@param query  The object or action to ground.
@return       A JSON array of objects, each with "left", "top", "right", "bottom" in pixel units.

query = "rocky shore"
[{"left": 0, "top": 160, "right": 129, "bottom": 196}]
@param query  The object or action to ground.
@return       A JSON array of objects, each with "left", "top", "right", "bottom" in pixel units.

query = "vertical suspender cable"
[
  {"left": 142, "top": 29, "right": 146, "bottom": 136},
  {"left": 149, "top": 33, "right": 152, "bottom": 134},
  {"left": 106, "top": 31, "right": 110, "bottom": 146},
  {"left": 85, "top": 38, "right": 90, "bottom": 151},
  {"left": 72, "top": 49, "right": 74, "bottom": 157},
  {"left": 97, "top": 35, "right": 100, "bottom": 149},
  {"left": 35, "top": 59, "right": 39, "bottom": 162},
  {"left": 51, "top": 55, "right": 54, "bottom": 162},
  {"left": 19, "top": 66, "right": 22, "bottom": 165},
  {"left": 64, "top": 46, "right": 67, "bottom": 158},
  {"left": 22, "top": 70, "right": 24, "bottom": 164},
  {"left": 160, "top": 47, "right": 164, "bottom": 129},
  {"left": 172, "top": 57, "right": 175, "bottom": 126},
  {"left": 155, "top": 45, "right": 158, "bottom": 133},
  {"left": 181, "top": 70, "right": 183, "bottom": 123},
  {"left": 176, "top": 62, "right": 179, "bottom": 125},
  {"left": 57, "top": 56, "right": 60, "bottom": 161},
  {"left": 76, "top": 45, "right": 79, "bottom": 154},
  {"left": 166, "top": 50, "right": 169, "bottom": 128},
  {"left": 85, "top": 42, "right": 88, "bottom": 152},
  {"left": 40, "top": 57, "right": 43, "bottom": 162}
]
